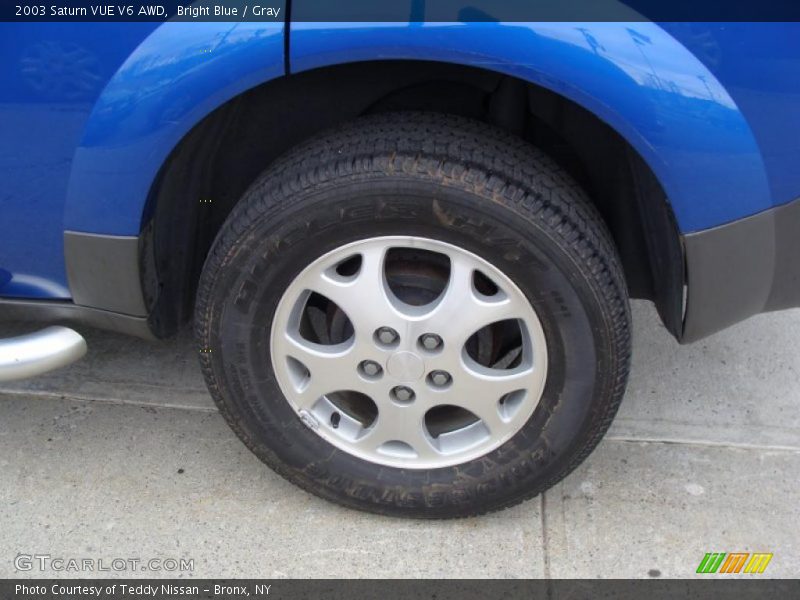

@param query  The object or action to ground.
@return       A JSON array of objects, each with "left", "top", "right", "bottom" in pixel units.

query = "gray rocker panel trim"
[
  {"left": 64, "top": 231, "right": 148, "bottom": 317},
  {"left": 682, "top": 196, "right": 800, "bottom": 343}
]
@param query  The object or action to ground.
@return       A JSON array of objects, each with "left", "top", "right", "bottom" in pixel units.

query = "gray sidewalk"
[{"left": 1, "top": 301, "right": 798, "bottom": 578}]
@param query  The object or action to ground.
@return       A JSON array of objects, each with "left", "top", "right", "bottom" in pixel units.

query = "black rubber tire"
[{"left": 195, "top": 112, "right": 631, "bottom": 518}]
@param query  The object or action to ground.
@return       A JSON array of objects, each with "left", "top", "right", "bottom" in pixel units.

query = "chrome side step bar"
[{"left": 0, "top": 326, "right": 87, "bottom": 382}]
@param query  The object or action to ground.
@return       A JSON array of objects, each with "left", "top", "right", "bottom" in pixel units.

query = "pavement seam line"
[
  {"left": 605, "top": 435, "right": 800, "bottom": 453},
  {"left": 0, "top": 389, "right": 218, "bottom": 413},
  {"left": 540, "top": 492, "right": 553, "bottom": 584}
]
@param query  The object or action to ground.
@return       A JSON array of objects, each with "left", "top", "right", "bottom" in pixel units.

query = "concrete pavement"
[{"left": 1, "top": 301, "right": 798, "bottom": 578}]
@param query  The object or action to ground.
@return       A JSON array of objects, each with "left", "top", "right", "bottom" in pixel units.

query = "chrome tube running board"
[{"left": 0, "top": 326, "right": 87, "bottom": 382}]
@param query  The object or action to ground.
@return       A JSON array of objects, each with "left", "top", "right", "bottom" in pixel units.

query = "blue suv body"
[
  {"left": 2, "top": 19, "right": 799, "bottom": 341},
  {"left": 1, "top": 9, "right": 799, "bottom": 516}
]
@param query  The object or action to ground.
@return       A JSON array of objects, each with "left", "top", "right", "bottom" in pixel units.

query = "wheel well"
[{"left": 142, "top": 60, "right": 683, "bottom": 339}]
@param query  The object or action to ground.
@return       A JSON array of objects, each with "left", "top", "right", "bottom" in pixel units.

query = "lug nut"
[
  {"left": 392, "top": 386, "right": 415, "bottom": 403},
  {"left": 359, "top": 360, "right": 382, "bottom": 378},
  {"left": 429, "top": 370, "right": 452, "bottom": 388},
  {"left": 419, "top": 333, "right": 443, "bottom": 351},
  {"left": 375, "top": 327, "right": 399, "bottom": 345}
]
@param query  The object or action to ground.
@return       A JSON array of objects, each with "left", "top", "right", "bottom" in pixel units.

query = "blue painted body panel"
[
  {"left": 65, "top": 21, "right": 285, "bottom": 235},
  {"left": 0, "top": 20, "right": 284, "bottom": 298},
  {"left": 0, "top": 23, "right": 157, "bottom": 297},
  {"left": 660, "top": 23, "right": 800, "bottom": 208},
  {"left": 0, "top": 17, "right": 798, "bottom": 301}
]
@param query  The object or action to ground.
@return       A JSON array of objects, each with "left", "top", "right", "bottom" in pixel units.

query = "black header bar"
[{"left": 4, "top": 0, "right": 800, "bottom": 23}]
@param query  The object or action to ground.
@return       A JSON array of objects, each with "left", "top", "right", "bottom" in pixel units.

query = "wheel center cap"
[{"left": 386, "top": 351, "right": 425, "bottom": 381}]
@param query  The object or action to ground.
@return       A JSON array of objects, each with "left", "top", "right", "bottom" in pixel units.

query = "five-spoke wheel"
[{"left": 271, "top": 237, "right": 548, "bottom": 468}]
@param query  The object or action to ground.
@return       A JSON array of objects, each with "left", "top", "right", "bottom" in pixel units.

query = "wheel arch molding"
[
  {"left": 62, "top": 19, "right": 286, "bottom": 239},
  {"left": 63, "top": 20, "right": 769, "bottom": 239},
  {"left": 62, "top": 21, "right": 767, "bottom": 344}
]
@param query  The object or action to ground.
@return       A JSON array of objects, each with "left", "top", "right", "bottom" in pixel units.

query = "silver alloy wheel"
[{"left": 270, "top": 236, "right": 548, "bottom": 469}]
